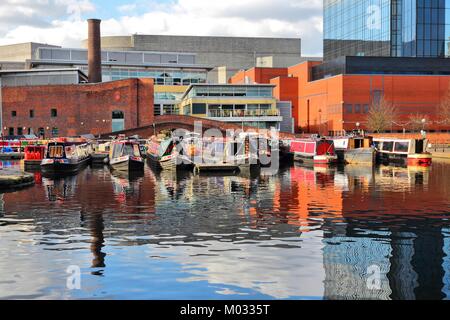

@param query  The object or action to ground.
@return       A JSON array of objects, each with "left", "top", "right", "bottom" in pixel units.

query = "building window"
[
  {"left": 30, "top": 110, "right": 35, "bottom": 118},
  {"left": 17, "top": 127, "right": 23, "bottom": 136},
  {"left": 192, "top": 103, "right": 207, "bottom": 115},
  {"left": 52, "top": 127, "right": 59, "bottom": 137},
  {"left": 363, "top": 104, "right": 369, "bottom": 113},
  {"left": 51, "top": 109, "right": 57, "bottom": 117},
  {"left": 38, "top": 128, "right": 45, "bottom": 138},
  {"left": 354, "top": 104, "right": 361, "bottom": 113},
  {"left": 345, "top": 104, "right": 353, "bottom": 114},
  {"left": 11, "top": 111, "right": 17, "bottom": 117},
  {"left": 154, "top": 104, "right": 161, "bottom": 116},
  {"left": 8, "top": 128, "right": 14, "bottom": 136},
  {"left": 112, "top": 110, "right": 125, "bottom": 132}
]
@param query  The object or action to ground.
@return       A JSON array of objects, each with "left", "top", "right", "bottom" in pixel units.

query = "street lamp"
[{"left": 421, "top": 118, "right": 427, "bottom": 138}]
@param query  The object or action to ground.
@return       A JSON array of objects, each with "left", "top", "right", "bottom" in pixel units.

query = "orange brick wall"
[
  {"left": 270, "top": 76, "right": 299, "bottom": 131},
  {"left": 1, "top": 78, "right": 154, "bottom": 137},
  {"left": 229, "top": 67, "right": 288, "bottom": 84}
]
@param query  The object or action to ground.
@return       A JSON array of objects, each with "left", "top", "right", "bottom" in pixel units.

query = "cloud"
[{"left": 0, "top": 0, "right": 323, "bottom": 56}]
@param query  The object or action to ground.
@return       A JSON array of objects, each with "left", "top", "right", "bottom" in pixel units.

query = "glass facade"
[
  {"left": 79, "top": 66, "right": 207, "bottom": 85},
  {"left": 324, "top": 0, "right": 450, "bottom": 61},
  {"left": 186, "top": 86, "right": 274, "bottom": 99}
]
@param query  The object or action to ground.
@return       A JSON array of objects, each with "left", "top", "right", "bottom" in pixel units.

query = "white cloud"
[{"left": 0, "top": 0, "right": 323, "bottom": 56}]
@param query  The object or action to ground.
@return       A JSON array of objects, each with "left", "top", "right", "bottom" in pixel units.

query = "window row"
[{"left": 10, "top": 109, "right": 58, "bottom": 118}]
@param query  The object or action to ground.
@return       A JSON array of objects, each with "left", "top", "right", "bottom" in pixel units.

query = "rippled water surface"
[{"left": 1, "top": 160, "right": 450, "bottom": 300}]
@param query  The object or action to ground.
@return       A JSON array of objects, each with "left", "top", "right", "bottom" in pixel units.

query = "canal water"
[{"left": 0, "top": 160, "right": 450, "bottom": 300}]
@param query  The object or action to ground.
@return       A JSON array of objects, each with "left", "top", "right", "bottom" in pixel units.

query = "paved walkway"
[{"left": 0, "top": 169, "right": 35, "bottom": 190}]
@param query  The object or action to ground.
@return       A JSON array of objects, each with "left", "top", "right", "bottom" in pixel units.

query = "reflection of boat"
[
  {"left": 332, "top": 136, "right": 375, "bottom": 165},
  {"left": 109, "top": 140, "right": 145, "bottom": 172},
  {"left": 41, "top": 140, "right": 92, "bottom": 175},
  {"left": 290, "top": 138, "right": 338, "bottom": 165},
  {"left": 24, "top": 145, "right": 46, "bottom": 170},
  {"left": 373, "top": 138, "right": 432, "bottom": 166}
]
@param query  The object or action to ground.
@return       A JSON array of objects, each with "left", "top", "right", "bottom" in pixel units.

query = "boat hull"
[
  {"left": 344, "top": 148, "right": 376, "bottom": 165},
  {"left": 41, "top": 157, "right": 90, "bottom": 176},
  {"left": 92, "top": 153, "right": 109, "bottom": 164},
  {"left": 24, "top": 160, "right": 42, "bottom": 170},
  {"left": 293, "top": 153, "right": 338, "bottom": 166},
  {"left": 110, "top": 157, "right": 144, "bottom": 172},
  {"left": 407, "top": 153, "right": 432, "bottom": 167},
  {"left": 0, "top": 152, "right": 24, "bottom": 160}
]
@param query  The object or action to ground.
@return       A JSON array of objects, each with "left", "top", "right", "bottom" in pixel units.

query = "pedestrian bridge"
[{"left": 100, "top": 115, "right": 295, "bottom": 139}]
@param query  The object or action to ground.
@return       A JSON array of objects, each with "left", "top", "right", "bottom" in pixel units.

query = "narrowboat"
[
  {"left": 332, "top": 136, "right": 376, "bottom": 165},
  {"left": 373, "top": 138, "right": 432, "bottom": 166},
  {"left": 290, "top": 138, "right": 338, "bottom": 165},
  {"left": 41, "top": 140, "right": 92, "bottom": 175},
  {"left": 109, "top": 140, "right": 145, "bottom": 172},
  {"left": 24, "top": 145, "right": 46, "bottom": 170},
  {"left": 0, "top": 141, "right": 23, "bottom": 160},
  {"left": 146, "top": 133, "right": 197, "bottom": 171},
  {"left": 92, "top": 141, "right": 111, "bottom": 164}
]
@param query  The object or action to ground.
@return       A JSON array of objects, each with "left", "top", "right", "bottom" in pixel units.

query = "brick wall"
[{"left": 1, "top": 78, "right": 154, "bottom": 137}]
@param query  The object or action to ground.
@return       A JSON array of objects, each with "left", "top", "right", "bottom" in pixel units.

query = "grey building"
[{"left": 82, "top": 34, "right": 303, "bottom": 82}]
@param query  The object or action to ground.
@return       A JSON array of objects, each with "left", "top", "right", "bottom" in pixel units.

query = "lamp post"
[{"left": 421, "top": 118, "right": 427, "bottom": 138}]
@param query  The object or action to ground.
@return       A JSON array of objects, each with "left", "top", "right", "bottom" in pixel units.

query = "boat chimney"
[{"left": 87, "top": 19, "right": 102, "bottom": 83}]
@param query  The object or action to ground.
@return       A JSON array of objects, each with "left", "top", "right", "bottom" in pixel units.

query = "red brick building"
[
  {"left": 230, "top": 62, "right": 450, "bottom": 135},
  {"left": 1, "top": 75, "right": 154, "bottom": 138}
]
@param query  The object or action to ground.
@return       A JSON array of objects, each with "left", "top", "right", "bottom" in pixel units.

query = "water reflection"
[{"left": 0, "top": 161, "right": 449, "bottom": 299}]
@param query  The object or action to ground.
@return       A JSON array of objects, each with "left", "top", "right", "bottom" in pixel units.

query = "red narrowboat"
[
  {"left": 290, "top": 138, "right": 338, "bottom": 166},
  {"left": 24, "top": 145, "right": 46, "bottom": 169}
]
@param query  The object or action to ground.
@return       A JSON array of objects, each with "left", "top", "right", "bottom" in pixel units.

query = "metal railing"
[{"left": 208, "top": 110, "right": 280, "bottom": 118}]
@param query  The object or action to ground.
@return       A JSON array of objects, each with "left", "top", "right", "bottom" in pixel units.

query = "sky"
[{"left": 0, "top": 0, "right": 323, "bottom": 56}]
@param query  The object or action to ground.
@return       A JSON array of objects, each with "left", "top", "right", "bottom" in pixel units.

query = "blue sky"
[{"left": 0, "top": 0, "right": 323, "bottom": 56}]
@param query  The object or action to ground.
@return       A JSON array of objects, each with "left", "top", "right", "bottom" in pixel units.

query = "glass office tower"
[{"left": 324, "top": 0, "right": 450, "bottom": 61}]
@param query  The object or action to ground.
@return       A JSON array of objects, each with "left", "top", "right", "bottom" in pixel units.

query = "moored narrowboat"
[
  {"left": 0, "top": 141, "right": 23, "bottom": 160},
  {"left": 109, "top": 140, "right": 145, "bottom": 172},
  {"left": 290, "top": 138, "right": 338, "bottom": 165},
  {"left": 373, "top": 138, "right": 432, "bottom": 166},
  {"left": 332, "top": 136, "right": 376, "bottom": 165},
  {"left": 24, "top": 145, "right": 46, "bottom": 170},
  {"left": 41, "top": 140, "right": 92, "bottom": 175}
]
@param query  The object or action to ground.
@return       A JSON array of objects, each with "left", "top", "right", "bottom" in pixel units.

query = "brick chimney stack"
[{"left": 87, "top": 19, "right": 102, "bottom": 83}]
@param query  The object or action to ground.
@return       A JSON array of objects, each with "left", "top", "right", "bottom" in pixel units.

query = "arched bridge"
[{"left": 100, "top": 115, "right": 295, "bottom": 139}]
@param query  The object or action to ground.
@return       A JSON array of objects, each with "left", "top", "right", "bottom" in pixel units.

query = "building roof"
[
  {"left": 181, "top": 83, "right": 276, "bottom": 100},
  {"left": 0, "top": 68, "right": 88, "bottom": 86}
]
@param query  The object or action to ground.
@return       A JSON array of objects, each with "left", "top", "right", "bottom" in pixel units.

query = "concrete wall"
[
  {"left": 92, "top": 35, "right": 302, "bottom": 82},
  {"left": 0, "top": 43, "right": 60, "bottom": 62}
]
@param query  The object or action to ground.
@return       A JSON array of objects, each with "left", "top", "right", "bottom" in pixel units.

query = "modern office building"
[
  {"left": 178, "top": 84, "right": 287, "bottom": 130},
  {"left": 83, "top": 34, "right": 303, "bottom": 83},
  {"left": 324, "top": 0, "right": 450, "bottom": 61}
]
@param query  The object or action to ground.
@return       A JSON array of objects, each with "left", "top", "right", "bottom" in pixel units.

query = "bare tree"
[
  {"left": 366, "top": 96, "right": 398, "bottom": 133},
  {"left": 438, "top": 83, "right": 450, "bottom": 124},
  {"left": 407, "top": 113, "right": 430, "bottom": 132}
]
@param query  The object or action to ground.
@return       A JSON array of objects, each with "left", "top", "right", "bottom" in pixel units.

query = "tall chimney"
[{"left": 87, "top": 19, "right": 102, "bottom": 83}]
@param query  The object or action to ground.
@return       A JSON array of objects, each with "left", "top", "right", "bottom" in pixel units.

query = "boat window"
[
  {"left": 394, "top": 142, "right": 409, "bottom": 153},
  {"left": 49, "top": 145, "right": 64, "bottom": 158},
  {"left": 122, "top": 144, "right": 135, "bottom": 156},
  {"left": 382, "top": 142, "right": 394, "bottom": 152},
  {"left": 112, "top": 144, "right": 124, "bottom": 159},
  {"left": 133, "top": 144, "right": 141, "bottom": 157}
]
